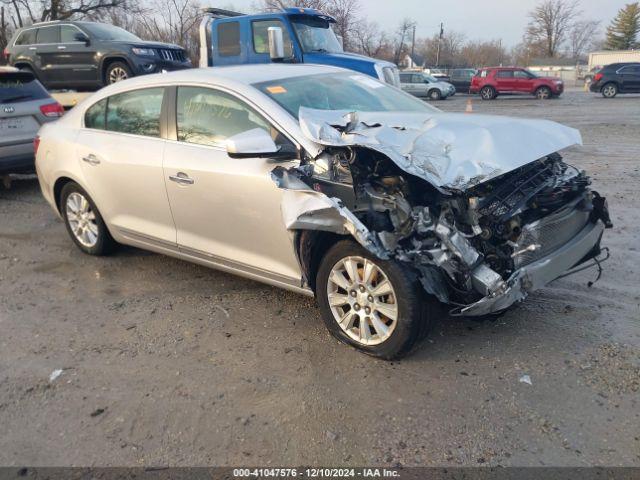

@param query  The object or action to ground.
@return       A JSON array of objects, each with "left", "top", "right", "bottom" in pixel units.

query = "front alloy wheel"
[
  {"left": 327, "top": 256, "right": 398, "bottom": 346},
  {"left": 316, "top": 240, "right": 433, "bottom": 359},
  {"left": 535, "top": 86, "right": 552, "bottom": 99}
]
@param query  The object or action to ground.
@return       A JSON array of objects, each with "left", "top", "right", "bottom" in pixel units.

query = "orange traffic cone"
[{"left": 465, "top": 99, "right": 473, "bottom": 113}]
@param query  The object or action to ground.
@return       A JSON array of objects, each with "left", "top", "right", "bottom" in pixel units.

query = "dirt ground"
[{"left": 1, "top": 88, "right": 639, "bottom": 468}]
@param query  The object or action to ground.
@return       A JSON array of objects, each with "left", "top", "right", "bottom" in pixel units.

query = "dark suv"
[
  {"left": 589, "top": 62, "right": 640, "bottom": 98},
  {"left": 3, "top": 21, "right": 192, "bottom": 90}
]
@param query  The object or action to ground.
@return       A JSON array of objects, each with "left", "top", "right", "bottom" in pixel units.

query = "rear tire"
[
  {"left": 480, "top": 86, "right": 496, "bottom": 100},
  {"left": 316, "top": 239, "right": 433, "bottom": 360},
  {"left": 60, "top": 182, "right": 117, "bottom": 256},
  {"left": 601, "top": 82, "right": 618, "bottom": 98}
]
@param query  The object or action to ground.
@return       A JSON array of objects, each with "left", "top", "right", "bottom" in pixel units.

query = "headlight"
[{"left": 132, "top": 47, "right": 156, "bottom": 57}]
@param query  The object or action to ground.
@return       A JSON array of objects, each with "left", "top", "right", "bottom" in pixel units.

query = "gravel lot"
[{"left": 1, "top": 88, "right": 639, "bottom": 467}]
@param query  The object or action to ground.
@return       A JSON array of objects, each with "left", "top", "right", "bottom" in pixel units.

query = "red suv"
[{"left": 470, "top": 67, "right": 564, "bottom": 100}]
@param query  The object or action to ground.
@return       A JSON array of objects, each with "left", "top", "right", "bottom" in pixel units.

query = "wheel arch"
[
  {"left": 100, "top": 56, "right": 135, "bottom": 84},
  {"left": 294, "top": 230, "right": 349, "bottom": 295},
  {"left": 53, "top": 176, "right": 77, "bottom": 214}
]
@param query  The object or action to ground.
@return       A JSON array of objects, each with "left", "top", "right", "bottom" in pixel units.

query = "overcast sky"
[{"left": 222, "top": 0, "right": 629, "bottom": 46}]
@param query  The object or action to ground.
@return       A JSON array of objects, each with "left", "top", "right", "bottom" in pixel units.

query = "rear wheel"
[
  {"left": 601, "top": 82, "right": 618, "bottom": 98},
  {"left": 316, "top": 240, "right": 432, "bottom": 359},
  {"left": 535, "top": 86, "right": 552, "bottom": 99},
  {"left": 428, "top": 89, "right": 442, "bottom": 101},
  {"left": 480, "top": 86, "right": 496, "bottom": 100},
  {"left": 60, "top": 182, "right": 116, "bottom": 256}
]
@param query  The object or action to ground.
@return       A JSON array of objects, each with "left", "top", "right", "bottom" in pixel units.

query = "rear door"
[
  {"left": 75, "top": 87, "right": 176, "bottom": 244},
  {"left": 162, "top": 85, "right": 301, "bottom": 282},
  {"left": 34, "top": 26, "right": 60, "bottom": 84},
  {"left": 494, "top": 70, "right": 516, "bottom": 92}
]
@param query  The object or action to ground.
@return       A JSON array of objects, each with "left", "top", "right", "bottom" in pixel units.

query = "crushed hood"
[{"left": 299, "top": 107, "right": 582, "bottom": 191}]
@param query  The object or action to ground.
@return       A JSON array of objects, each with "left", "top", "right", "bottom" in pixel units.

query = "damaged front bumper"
[{"left": 453, "top": 219, "right": 606, "bottom": 316}]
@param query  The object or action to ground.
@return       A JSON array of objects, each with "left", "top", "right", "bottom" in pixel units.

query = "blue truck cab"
[{"left": 198, "top": 7, "right": 400, "bottom": 87}]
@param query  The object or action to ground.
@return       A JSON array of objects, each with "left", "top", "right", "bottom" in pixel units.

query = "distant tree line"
[{"left": 1, "top": 0, "right": 639, "bottom": 68}]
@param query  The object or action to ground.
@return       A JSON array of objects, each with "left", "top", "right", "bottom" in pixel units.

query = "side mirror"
[
  {"left": 226, "top": 128, "right": 297, "bottom": 160},
  {"left": 268, "top": 26, "right": 284, "bottom": 62},
  {"left": 75, "top": 32, "right": 90, "bottom": 45}
]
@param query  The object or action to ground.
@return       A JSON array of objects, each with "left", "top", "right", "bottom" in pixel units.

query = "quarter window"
[
  {"left": 14, "top": 29, "right": 37, "bottom": 46},
  {"left": 217, "top": 22, "right": 241, "bottom": 57},
  {"left": 85, "top": 99, "right": 107, "bottom": 130},
  {"left": 252, "top": 20, "right": 292, "bottom": 56},
  {"left": 36, "top": 26, "right": 59, "bottom": 44},
  {"left": 176, "top": 87, "right": 271, "bottom": 147},
  {"left": 105, "top": 88, "right": 164, "bottom": 137}
]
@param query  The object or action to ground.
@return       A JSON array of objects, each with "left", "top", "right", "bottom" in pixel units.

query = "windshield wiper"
[{"left": 1, "top": 94, "right": 33, "bottom": 104}]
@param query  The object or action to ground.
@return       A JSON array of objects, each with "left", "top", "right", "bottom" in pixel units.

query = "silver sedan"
[{"left": 35, "top": 65, "right": 610, "bottom": 359}]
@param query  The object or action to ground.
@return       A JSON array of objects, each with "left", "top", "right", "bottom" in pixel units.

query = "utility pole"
[
  {"left": 435, "top": 22, "right": 444, "bottom": 67},
  {"left": 411, "top": 24, "right": 416, "bottom": 66}
]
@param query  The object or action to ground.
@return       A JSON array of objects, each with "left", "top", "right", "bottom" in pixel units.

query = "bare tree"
[
  {"left": 352, "top": 18, "right": 389, "bottom": 59},
  {"left": 392, "top": 17, "right": 415, "bottom": 65},
  {"left": 324, "top": 0, "right": 358, "bottom": 50},
  {"left": 567, "top": 18, "right": 599, "bottom": 60},
  {"left": 526, "top": 0, "right": 581, "bottom": 57},
  {"left": 258, "top": 0, "right": 327, "bottom": 11}
]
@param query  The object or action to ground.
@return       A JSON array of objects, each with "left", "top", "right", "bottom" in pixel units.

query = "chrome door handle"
[
  {"left": 57, "top": 45, "right": 67, "bottom": 50},
  {"left": 169, "top": 172, "right": 194, "bottom": 185},
  {"left": 82, "top": 154, "right": 100, "bottom": 165}
]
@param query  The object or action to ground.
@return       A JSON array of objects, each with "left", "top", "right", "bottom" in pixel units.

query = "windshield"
[
  {"left": 291, "top": 16, "right": 343, "bottom": 54},
  {"left": 254, "top": 72, "right": 439, "bottom": 118},
  {"left": 82, "top": 23, "right": 141, "bottom": 42}
]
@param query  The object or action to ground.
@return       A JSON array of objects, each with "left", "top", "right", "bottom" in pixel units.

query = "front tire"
[
  {"left": 428, "top": 89, "right": 442, "bottom": 101},
  {"left": 535, "top": 86, "right": 552, "bottom": 99},
  {"left": 105, "top": 61, "right": 132, "bottom": 85},
  {"left": 60, "top": 182, "right": 116, "bottom": 256},
  {"left": 601, "top": 82, "right": 618, "bottom": 98},
  {"left": 480, "top": 86, "right": 496, "bottom": 100},
  {"left": 316, "top": 240, "right": 431, "bottom": 359}
]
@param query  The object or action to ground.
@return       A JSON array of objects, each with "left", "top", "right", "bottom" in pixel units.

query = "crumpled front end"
[{"left": 273, "top": 110, "right": 612, "bottom": 315}]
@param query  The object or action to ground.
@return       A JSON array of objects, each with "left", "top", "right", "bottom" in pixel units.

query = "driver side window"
[{"left": 176, "top": 87, "right": 289, "bottom": 149}]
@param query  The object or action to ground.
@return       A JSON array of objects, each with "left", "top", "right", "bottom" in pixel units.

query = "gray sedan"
[{"left": 35, "top": 65, "right": 610, "bottom": 359}]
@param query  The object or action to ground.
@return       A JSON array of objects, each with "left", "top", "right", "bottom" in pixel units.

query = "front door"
[
  {"left": 76, "top": 87, "right": 176, "bottom": 244},
  {"left": 162, "top": 86, "right": 302, "bottom": 283},
  {"left": 49, "top": 24, "right": 98, "bottom": 84},
  {"left": 620, "top": 65, "right": 640, "bottom": 92}
]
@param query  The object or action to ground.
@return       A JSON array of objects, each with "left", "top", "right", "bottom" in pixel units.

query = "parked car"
[
  {"left": 589, "top": 62, "right": 640, "bottom": 98},
  {"left": 470, "top": 67, "right": 564, "bottom": 100},
  {"left": 449, "top": 68, "right": 476, "bottom": 92},
  {"left": 3, "top": 21, "right": 191, "bottom": 90},
  {"left": 1, "top": 66, "right": 63, "bottom": 175},
  {"left": 400, "top": 71, "right": 455, "bottom": 100},
  {"left": 423, "top": 67, "right": 450, "bottom": 82},
  {"left": 35, "top": 65, "right": 611, "bottom": 359}
]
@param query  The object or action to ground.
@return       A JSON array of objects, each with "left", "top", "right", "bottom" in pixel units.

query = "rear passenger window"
[
  {"left": 218, "top": 22, "right": 241, "bottom": 56},
  {"left": 105, "top": 88, "right": 164, "bottom": 137},
  {"left": 85, "top": 99, "right": 107, "bottom": 130},
  {"left": 176, "top": 87, "right": 271, "bottom": 147},
  {"left": 252, "top": 20, "right": 292, "bottom": 56},
  {"left": 36, "top": 26, "right": 59, "bottom": 44},
  {"left": 14, "top": 29, "right": 37, "bottom": 46},
  {"left": 496, "top": 71, "right": 514, "bottom": 78}
]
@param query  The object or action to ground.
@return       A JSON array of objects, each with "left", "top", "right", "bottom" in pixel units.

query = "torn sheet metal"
[
  {"left": 271, "top": 167, "right": 389, "bottom": 258},
  {"left": 298, "top": 107, "right": 582, "bottom": 191}
]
